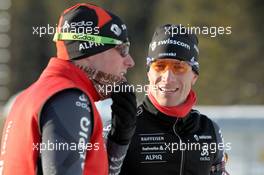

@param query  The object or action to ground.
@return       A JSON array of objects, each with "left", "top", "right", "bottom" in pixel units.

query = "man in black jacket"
[{"left": 120, "top": 24, "right": 229, "bottom": 175}]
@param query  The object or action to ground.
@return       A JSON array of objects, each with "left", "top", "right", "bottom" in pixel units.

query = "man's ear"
[
  {"left": 191, "top": 74, "right": 198, "bottom": 85},
  {"left": 147, "top": 71, "right": 151, "bottom": 82}
]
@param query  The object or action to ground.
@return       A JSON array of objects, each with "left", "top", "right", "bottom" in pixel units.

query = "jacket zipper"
[{"left": 173, "top": 119, "right": 185, "bottom": 175}]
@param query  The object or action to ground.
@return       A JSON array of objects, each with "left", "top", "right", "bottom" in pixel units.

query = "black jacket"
[{"left": 120, "top": 97, "right": 229, "bottom": 175}]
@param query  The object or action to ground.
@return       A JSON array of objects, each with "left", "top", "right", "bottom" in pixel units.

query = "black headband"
[{"left": 147, "top": 24, "right": 199, "bottom": 74}]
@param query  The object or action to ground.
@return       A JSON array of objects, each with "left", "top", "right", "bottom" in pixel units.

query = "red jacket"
[{"left": 0, "top": 58, "right": 108, "bottom": 175}]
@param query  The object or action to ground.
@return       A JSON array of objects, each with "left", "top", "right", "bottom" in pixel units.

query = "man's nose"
[
  {"left": 161, "top": 69, "right": 176, "bottom": 82},
  {"left": 124, "top": 54, "right": 135, "bottom": 68}
]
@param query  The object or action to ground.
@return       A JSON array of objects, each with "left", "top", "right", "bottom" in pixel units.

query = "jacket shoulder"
[{"left": 191, "top": 109, "right": 214, "bottom": 122}]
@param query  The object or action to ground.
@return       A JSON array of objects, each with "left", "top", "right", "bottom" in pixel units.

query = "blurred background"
[{"left": 0, "top": 0, "right": 263, "bottom": 174}]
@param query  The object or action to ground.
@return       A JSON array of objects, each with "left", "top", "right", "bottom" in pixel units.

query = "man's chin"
[
  {"left": 156, "top": 93, "right": 184, "bottom": 106},
  {"left": 157, "top": 100, "right": 177, "bottom": 107}
]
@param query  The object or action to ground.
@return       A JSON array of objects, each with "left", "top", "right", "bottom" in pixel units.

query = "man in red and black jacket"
[
  {"left": 120, "top": 24, "right": 229, "bottom": 175},
  {"left": 0, "top": 3, "right": 136, "bottom": 175}
]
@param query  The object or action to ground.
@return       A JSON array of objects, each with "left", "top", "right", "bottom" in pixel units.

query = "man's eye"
[
  {"left": 155, "top": 64, "right": 166, "bottom": 69},
  {"left": 172, "top": 65, "right": 181, "bottom": 69}
]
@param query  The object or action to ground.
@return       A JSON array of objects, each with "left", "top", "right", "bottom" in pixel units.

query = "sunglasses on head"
[
  {"left": 150, "top": 59, "right": 192, "bottom": 74},
  {"left": 53, "top": 32, "right": 130, "bottom": 58}
]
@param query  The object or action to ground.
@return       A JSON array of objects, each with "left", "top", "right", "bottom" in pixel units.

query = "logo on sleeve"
[{"left": 76, "top": 94, "right": 90, "bottom": 112}]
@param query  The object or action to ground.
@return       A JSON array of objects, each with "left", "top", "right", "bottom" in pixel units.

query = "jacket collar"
[
  {"left": 142, "top": 96, "right": 190, "bottom": 124},
  {"left": 41, "top": 57, "right": 101, "bottom": 102},
  {"left": 142, "top": 96, "right": 201, "bottom": 134}
]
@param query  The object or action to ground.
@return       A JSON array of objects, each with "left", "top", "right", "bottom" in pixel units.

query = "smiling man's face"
[{"left": 148, "top": 58, "right": 198, "bottom": 106}]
